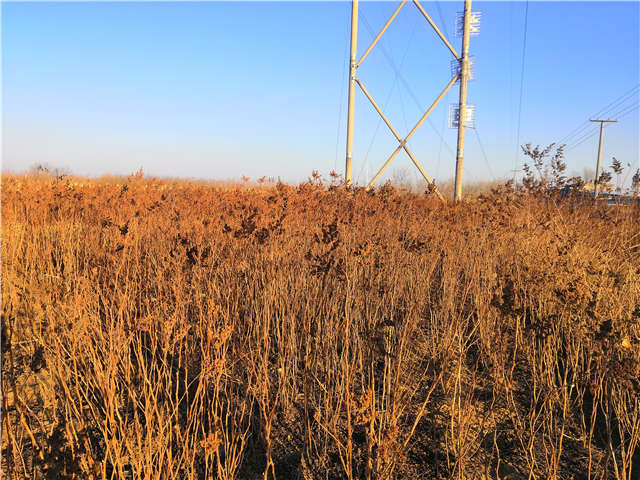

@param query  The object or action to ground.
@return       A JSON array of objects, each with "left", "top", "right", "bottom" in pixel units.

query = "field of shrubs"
[{"left": 2, "top": 171, "right": 639, "bottom": 479}]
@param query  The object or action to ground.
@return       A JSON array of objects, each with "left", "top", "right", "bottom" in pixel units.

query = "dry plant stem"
[{"left": 2, "top": 174, "right": 639, "bottom": 480}]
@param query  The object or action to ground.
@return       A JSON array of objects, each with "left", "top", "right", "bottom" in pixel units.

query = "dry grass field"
[{"left": 2, "top": 172, "right": 639, "bottom": 479}]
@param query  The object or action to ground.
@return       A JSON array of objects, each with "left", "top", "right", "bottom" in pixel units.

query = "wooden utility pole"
[
  {"left": 454, "top": 0, "right": 472, "bottom": 201},
  {"left": 589, "top": 118, "right": 617, "bottom": 197},
  {"left": 344, "top": 0, "right": 359, "bottom": 186}
]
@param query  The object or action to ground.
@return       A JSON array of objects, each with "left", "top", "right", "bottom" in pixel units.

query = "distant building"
[{"left": 580, "top": 180, "right": 613, "bottom": 193}]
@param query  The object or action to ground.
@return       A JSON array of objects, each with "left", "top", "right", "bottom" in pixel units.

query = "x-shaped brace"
[
  {"left": 355, "top": 75, "right": 457, "bottom": 201},
  {"left": 354, "top": 0, "right": 461, "bottom": 201}
]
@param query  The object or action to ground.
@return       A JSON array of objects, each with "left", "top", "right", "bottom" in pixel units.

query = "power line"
[
  {"left": 509, "top": 1, "right": 514, "bottom": 162},
  {"left": 356, "top": 8, "right": 418, "bottom": 184},
  {"left": 434, "top": 0, "right": 450, "bottom": 41},
  {"left": 513, "top": 0, "right": 529, "bottom": 173},
  {"left": 356, "top": 8, "right": 459, "bottom": 185},
  {"left": 565, "top": 129, "right": 600, "bottom": 153},
  {"left": 559, "top": 89, "right": 636, "bottom": 146},
  {"left": 565, "top": 102, "right": 639, "bottom": 153},
  {"left": 473, "top": 128, "right": 495, "bottom": 180},
  {"left": 557, "top": 84, "right": 639, "bottom": 144},
  {"left": 396, "top": 76, "right": 421, "bottom": 186},
  {"left": 618, "top": 104, "right": 639, "bottom": 120},
  {"left": 559, "top": 121, "right": 600, "bottom": 147},
  {"left": 609, "top": 101, "right": 639, "bottom": 120},
  {"left": 345, "top": 0, "right": 476, "bottom": 195},
  {"left": 565, "top": 102, "right": 638, "bottom": 156},
  {"left": 565, "top": 124, "right": 599, "bottom": 148},
  {"left": 565, "top": 126, "right": 598, "bottom": 149},
  {"left": 591, "top": 84, "right": 638, "bottom": 119},
  {"left": 334, "top": 23, "right": 351, "bottom": 172},
  {"left": 360, "top": 11, "right": 456, "bottom": 156},
  {"left": 435, "top": 88, "right": 449, "bottom": 180},
  {"left": 433, "top": 0, "right": 450, "bottom": 183},
  {"left": 397, "top": 72, "right": 410, "bottom": 133}
]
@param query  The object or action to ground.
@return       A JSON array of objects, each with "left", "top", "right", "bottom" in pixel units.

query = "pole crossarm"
[
  {"left": 356, "top": 0, "right": 407, "bottom": 68},
  {"left": 355, "top": 75, "right": 457, "bottom": 202},
  {"left": 413, "top": 0, "right": 461, "bottom": 60}
]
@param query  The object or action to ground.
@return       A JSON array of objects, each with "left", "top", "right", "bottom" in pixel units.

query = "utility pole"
[
  {"left": 453, "top": 0, "right": 472, "bottom": 201},
  {"left": 344, "top": 0, "right": 359, "bottom": 186},
  {"left": 511, "top": 168, "right": 520, "bottom": 192},
  {"left": 589, "top": 118, "right": 617, "bottom": 197}
]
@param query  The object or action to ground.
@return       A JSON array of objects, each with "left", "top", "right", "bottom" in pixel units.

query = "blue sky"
[{"left": 2, "top": 1, "right": 639, "bottom": 186}]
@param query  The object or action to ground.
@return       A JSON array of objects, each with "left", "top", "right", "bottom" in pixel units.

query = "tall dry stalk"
[{"left": 2, "top": 173, "right": 639, "bottom": 479}]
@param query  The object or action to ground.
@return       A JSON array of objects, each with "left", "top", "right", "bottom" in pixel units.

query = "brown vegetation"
[{"left": 2, "top": 172, "right": 639, "bottom": 479}]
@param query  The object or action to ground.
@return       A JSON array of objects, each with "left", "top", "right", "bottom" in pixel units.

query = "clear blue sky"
[{"left": 2, "top": 1, "right": 639, "bottom": 186}]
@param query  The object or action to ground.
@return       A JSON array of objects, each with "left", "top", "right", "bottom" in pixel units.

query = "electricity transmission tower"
[
  {"left": 589, "top": 118, "right": 617, "bottom": 197},
  {"left": 344, "top": 0, "right": 480, "bottom": 201}
]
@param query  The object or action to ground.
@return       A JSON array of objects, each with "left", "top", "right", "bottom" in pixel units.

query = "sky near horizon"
[{"left": 2, "top": 1, "right": 639, "bottom": 186}]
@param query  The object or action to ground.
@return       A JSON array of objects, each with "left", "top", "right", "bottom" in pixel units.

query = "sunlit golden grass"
[{"left": 2, "top": 173, "right": 639, "bottom": 479}]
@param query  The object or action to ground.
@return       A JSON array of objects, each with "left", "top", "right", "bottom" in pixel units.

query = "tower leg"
[
  {"left": 345, "top": 0, "right": 359, "bottom": 185},
  {"left": 454, "top": 0, "right": 472, "bottom": 201}
]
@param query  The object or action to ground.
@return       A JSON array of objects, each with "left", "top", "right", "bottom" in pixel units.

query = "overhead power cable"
[
  {"left": 557, "top": 84, "right": 639, "bottom": 144},
  {"left": 609, "top": 102, "right": 639, "bottom": 120},
  {"left": 565, "top": 130, "right": 600, "bottom": 153},
  {"left": 564, "top": 102, "right": 638, "bottom": 153},
  {"left": 565, "top": 126, "right": 599, "bottom": 149},
  {"left": 360, "top": 10, "right": 456, "bottom": 156},
  {"left": 434, "top": 0, "right": 450, "bottom": 41},
  {"left": 513, "top": 0, "right": 529, "bottom": 173},
  {"left": 559, "top": 121, "right": 599, "bottom": 147},
  {"left": 591, "top": 84, "right": 638, "bottom": 118},
  {"left": 618, "top": 104, "right": 639, "bottom": 120},
  {"left": 435, "top": 88, "right": 449, "bottom": 180},
  {"left": 357, "top": 3, "right": 478, "bottom": 186},
  {"left": 335, "top": 23, "right": 351, "bottom": 172},
  {"left": 473, "top": 129, "right": 495, "bottom": 180},
  {"left": 356, "top": 8, "right": 419, "bottom": 184},
  {"left": 433, "top": 0, "right": 451, "bottom": 182},
  {"left": 559, "top": 90, "right": 634, "bottom": 147}
]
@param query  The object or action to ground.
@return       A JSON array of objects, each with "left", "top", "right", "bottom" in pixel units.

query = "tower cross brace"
[{"left": 344, "top": 0, "right": 475, "bottom": 201}]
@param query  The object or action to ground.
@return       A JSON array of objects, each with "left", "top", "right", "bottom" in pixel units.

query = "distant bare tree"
[
  {"left": 582, "top": 167, "right": 595, "bottom": 183},
  {"left": 598, "top": 170, "right": 612, "bottom": 189},
  {"left": 611, "top": 157, "right": 624, "bottom": 192},
  {"left": 391, "top": 167, "right": 415, "bottom": 192},
  {"left": 632, "top": 168, "right": 640, "bottom": 195},
  {"left": 521, "top": 143, "right": 570, "bottom": 192}
]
